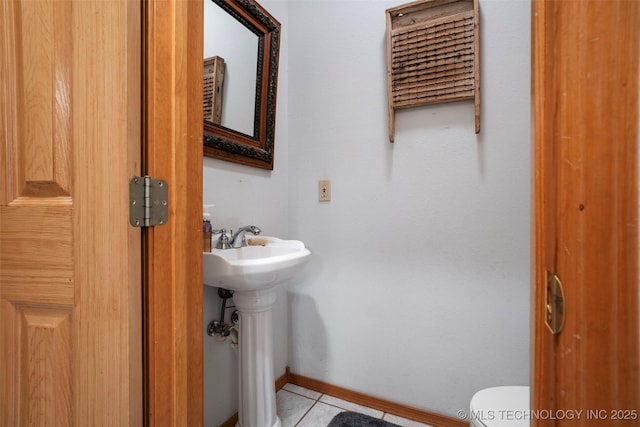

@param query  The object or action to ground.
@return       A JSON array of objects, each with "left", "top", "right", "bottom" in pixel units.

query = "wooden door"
[
  {"left": 1, "top": 0, "right": 142, "bottom": 425},
  {"left": 532, "top": 1, "right": 639, "bottom": 426},
  {"left": 144, "top": 0, "right": 204, "bottom": 426}
]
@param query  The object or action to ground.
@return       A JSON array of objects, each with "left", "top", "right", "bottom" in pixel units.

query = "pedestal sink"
[{"left": 203, "top": 237, "right": 311, "bottom": 427}]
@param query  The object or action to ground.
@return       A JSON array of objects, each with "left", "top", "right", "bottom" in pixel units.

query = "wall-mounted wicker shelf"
[{"left": 386, "top": 0, "right": 479, "bottom": 142}]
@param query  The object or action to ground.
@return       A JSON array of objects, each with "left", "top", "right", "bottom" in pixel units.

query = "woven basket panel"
[{"left": 390, "top": 10, "right": 475, "bottom": 108}]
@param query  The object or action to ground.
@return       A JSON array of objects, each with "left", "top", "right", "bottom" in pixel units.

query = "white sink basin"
[
  {"left": 204, "top": 236, "right": 310, "bottom": 427},
  {"left": 202, "top": 236, "right": 311, "bottom": 291}
]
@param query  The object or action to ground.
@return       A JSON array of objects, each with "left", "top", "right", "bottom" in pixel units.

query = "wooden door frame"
[
  {"left": 531, "top": 0, "right": 639, "bottom": 424},
  {"left": 144, "top": 0, "right": 204, "bottom": 425},
  {"left": 142, "top": 0, "right": 640, "bottom": 426}
]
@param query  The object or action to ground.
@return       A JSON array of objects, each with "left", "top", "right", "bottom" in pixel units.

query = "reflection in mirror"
[
  {"left": 204, "top": 1, "right": 258, "bottom": 136},
  {"left": 203, "top": 0, "right": 281, "bottom": 170}
]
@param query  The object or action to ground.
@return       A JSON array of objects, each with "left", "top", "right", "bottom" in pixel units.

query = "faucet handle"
[{"left": 213, "top": 229, "right": 231, "bottom": 249}]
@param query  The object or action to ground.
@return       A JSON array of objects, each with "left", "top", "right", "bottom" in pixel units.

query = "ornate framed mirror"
[{"left": 203, "top": 0, "right": 281, "bottom": 170}]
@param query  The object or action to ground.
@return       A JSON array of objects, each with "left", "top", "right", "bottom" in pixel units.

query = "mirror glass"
[
  {"left": 203, "top": 1, "right": 258, "bottom": 136},
  {"left": 202, "top": 0, "right": 281, "bottom": 170}
]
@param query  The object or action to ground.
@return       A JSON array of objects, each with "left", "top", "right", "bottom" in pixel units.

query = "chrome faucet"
[{"left": 229, "top": 225, "right": 262, "bottom": 248}]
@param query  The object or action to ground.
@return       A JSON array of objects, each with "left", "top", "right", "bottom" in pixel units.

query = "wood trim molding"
[
  {"left": 217, "top": 369, "right": 466, "bottom": 427},
  {"left": 287, "top": 371, "right": 467, "bottom": 427},
  {"left": 144, "top": 0, "right": 204, "bottom": 425},
  {"left": 219, "top": 413, "right": 239, "bottom": 427},
  {"left": 276, "top": 368, "right": 290, "bottom": 391}
]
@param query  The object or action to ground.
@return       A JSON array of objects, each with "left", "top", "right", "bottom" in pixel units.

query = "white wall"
[
  {"left": 287, "top": 0, "right": 531, "bottom": 420},
  {"left": 204, "top": 0, "right": 530, "bottom": 424},
  {"left": 203, "top": 2, "right": 290, "bottom": 426}
]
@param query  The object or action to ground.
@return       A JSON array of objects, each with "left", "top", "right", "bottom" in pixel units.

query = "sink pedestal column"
[{"left": 233, "top": 288, "right": 282, "bottom": 427}]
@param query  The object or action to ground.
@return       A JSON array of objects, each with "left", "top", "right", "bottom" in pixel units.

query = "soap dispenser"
[{"left": 203, "top": 205, "right": 214, "bottom": 252}]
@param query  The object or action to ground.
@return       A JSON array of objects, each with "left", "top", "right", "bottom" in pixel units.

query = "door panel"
[
  {"left": 1, "top": 0, "right": 142, "bottom": 425},
  {"left": 1, "top": 207, "right": 73, "bottom": 304},
  {"left": 4, "top": 0, "right": 72, "bottom": 200},
  {"left": 532, "top": 1, "right": 639, "bottom": 425}
]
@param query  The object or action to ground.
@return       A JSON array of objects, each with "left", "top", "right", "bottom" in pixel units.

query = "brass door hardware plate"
[{"left": 545, "top": 272, "right": 565, "bottom": 335}]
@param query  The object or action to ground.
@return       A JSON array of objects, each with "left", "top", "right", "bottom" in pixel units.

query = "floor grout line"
[
  {"left": 282, "top": 388, "right": 322, "bottom": 402},
  {"left": 293, "top": 400, "right": 319, "bottom": 427}
]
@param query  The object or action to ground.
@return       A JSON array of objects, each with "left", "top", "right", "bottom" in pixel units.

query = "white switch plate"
[{"left": 318, "top": 180, "right": 331, "bottom": 202}]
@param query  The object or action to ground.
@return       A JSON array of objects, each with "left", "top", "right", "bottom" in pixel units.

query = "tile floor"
[{"left": 276, "top": 383, "right": 436, "bottom": 427}]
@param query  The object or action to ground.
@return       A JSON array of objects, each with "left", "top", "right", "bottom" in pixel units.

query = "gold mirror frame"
[{"left": 203, "top": 0, "right": 281, "bottom": 170}]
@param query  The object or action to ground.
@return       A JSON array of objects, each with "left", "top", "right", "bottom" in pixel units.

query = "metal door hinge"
[
  {"left": 545, "top": 271, "right": 565, "bottom": 335},
  {"left": 129, "top": 176, "right": 168, "bottom": 227}
]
